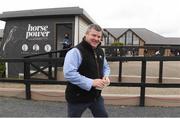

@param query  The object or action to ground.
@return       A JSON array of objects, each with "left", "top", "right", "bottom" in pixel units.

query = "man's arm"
[
  {"left": 103, "top": 57, "right": 111, "bottom": 86},
  {"left": 103, "top": 57, "right": 110, "bottom": 76}
]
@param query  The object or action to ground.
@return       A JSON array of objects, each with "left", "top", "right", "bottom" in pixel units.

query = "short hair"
[{"left": 85, "top": 24, "right": 102, "bottom": 34}]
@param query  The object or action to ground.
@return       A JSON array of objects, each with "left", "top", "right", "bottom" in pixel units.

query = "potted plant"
[
  {"left": 111, "top": 42, "right": 124, "bottom": 46},
  {"left": 0, "top": 62, "right": 5, "bottom": 78}
]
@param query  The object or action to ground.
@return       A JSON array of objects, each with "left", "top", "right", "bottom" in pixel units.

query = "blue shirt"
[{"left": 63, "top": 48, "right": 110, "bottom": 91}]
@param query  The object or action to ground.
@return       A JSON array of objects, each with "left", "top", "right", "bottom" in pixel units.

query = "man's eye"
[{"left": 92, "top": 34, "right": 96, "bottom": 37}]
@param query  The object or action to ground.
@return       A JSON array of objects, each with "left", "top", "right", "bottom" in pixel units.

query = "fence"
[{"left": 1, "top": 46, "right": 180, "bottom": 106}]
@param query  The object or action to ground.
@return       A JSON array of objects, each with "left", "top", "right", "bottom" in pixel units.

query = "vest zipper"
[{"left": 94, "top": 50, "right": 100, "bottom": 78}]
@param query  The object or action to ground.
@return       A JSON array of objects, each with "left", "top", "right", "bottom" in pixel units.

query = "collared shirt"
[{"left": 63, "top": 48, "right": 110, "bottom": 91}]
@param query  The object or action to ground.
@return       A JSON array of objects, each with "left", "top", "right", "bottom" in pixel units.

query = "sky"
[{"left": 0, "top": 0, "right": 180, "bottom": 37}]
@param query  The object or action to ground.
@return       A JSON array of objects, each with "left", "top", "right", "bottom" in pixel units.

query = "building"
[
  {"left": 0, "top": 7, "right": 96, "bottom": 58},
  {"left": 0, "top": 29, "right": 3, "bottom": 48},
  {"left": 0, "top": 7, "right": 95, "bottom": 76},
  {"left": 104, "top": 28, "right": 180, "bottom": 56},
  {"left": 0, "top": 7, "right": 180, "bottom": 76}
]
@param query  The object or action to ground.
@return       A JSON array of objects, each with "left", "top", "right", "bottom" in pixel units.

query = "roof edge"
[{"left": 0, "top": 7, "right": 88, "bottom": 21}]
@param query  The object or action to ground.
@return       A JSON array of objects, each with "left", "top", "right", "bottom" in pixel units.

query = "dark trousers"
[{"left": 67, "top": 96, "right": 108, "bottom": 117}]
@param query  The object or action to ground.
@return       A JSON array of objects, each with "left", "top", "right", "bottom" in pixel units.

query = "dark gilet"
[{"left": 65, "top": 40, "right": 104, "bottom": 103}]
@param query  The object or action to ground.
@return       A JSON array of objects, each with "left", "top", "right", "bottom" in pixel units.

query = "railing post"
[
  {"left": 118, "top": 61, "right": 122, "bottom": 82},
  {"left": 159, "top": 61, "right": 163, "bottom": 83},
  {"left": 54, "top": 61, "right": 57, "bottom": 80},
  {"left": 24, "top": 60, "right": 31, "bottom": 100},
  {"left": 140, "top": 60, "right": 146, "bottom": 106},
  {"left": 48, "top": 53, "right": 53, "bottom": 80}
]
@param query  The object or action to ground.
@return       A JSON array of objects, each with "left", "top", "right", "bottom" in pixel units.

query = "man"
[
  {"left": 60, "top": 33, "right": 72, "bottom": 58},
  {"left": 63, "top": 24, "right": 110, "bottom": 117},
  {"left": 63, "top": 33, "right": 72, "bottom": 49}
]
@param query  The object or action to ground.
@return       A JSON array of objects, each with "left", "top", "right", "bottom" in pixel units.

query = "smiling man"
[{"left": 63, "top": 24, "right": 110, "bottom": 117}]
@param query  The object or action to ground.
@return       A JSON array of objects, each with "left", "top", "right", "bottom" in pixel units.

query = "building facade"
[
  {"left": 0, "top": 29, "right": 3, "bottom": 48},
  {"left": 0, "top": 7, "right": 95, "bottom": 76},
  {"left": 104, "top": 28, "right": 180, "bottom": 56}
]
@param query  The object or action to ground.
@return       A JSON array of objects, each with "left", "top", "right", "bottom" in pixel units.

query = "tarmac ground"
[{"left": 1, "top": 97, "right": 180, "bottom": 117}]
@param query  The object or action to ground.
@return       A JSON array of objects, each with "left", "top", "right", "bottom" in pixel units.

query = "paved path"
[{"left": 1, "top": 97, "right": 180, "bottom": 117}]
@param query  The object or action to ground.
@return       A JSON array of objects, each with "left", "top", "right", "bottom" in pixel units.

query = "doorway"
[{"left": 56, "top": 23, "right": 73, "bottom": 51}]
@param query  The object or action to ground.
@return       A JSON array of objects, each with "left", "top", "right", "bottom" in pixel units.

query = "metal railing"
[{"left": 1, "top": 46, "right": 180, "bottom": 106}]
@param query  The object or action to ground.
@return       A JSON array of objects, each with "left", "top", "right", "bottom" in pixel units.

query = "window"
[
  {"left": 109, "top": 35, "right": 114, "bottom": 44},
  {"left": 126, "top": 31, "right": 132, "bottom": 45},
  {"left": 133, "top": 35, "right": 140, "bottom": 45},
  {"left": 119, "top": 35, "right": 125, "bottom": 44}
]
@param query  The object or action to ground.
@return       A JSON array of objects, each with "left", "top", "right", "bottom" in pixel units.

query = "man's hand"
[
  {"left": 102, "top": 76, "right": 110, "bottom": 86},
  {"left": 92, "top": 79, "right": 105, "bottom": 89},
  {"left": 92, "top": 77, "right": 110, "bottom": 90}
]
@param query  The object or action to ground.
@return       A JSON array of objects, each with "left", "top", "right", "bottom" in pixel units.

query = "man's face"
[{"left": 85, "top": 29, "right": 102, "bottom": 48}]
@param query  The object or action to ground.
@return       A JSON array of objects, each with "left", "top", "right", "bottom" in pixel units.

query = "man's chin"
[
  {"left": 91, "top": 43, "right": 100, "bottom": 48},
  {"left": 92, "top": 45, "right": 98, "bottom": 48}
]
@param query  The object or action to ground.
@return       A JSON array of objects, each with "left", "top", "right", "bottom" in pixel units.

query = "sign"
[
  {"left": 20, "top": 24, "right": 52, "bottom": 55},
  {"left": 44, "top": 44, "right": 51, "bottom": 52},
  {"left": 26, "top": 24, "right": 50, "bottom": 40},
  {"left": 22, "top": 44, "right": 28, "bottom": 52}
]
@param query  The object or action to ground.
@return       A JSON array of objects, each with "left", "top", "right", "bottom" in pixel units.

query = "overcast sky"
[{"left": 0, "top": 0, "right": 180, "bottom": 37}]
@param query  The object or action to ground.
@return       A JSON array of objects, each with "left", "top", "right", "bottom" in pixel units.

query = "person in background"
[
  {"left": 63, "top": 24, "right": 110, "bottom": 117},
  {"left": 60, "top": 33, "right": 72, "bottom": 58},
  {"left": 63, "top": 33, "right": 72, "bottom": 49}
]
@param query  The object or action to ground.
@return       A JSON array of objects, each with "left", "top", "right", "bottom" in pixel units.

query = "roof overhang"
[{"left": 0, "top": 7, "right": 96, "bottom": 24}]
